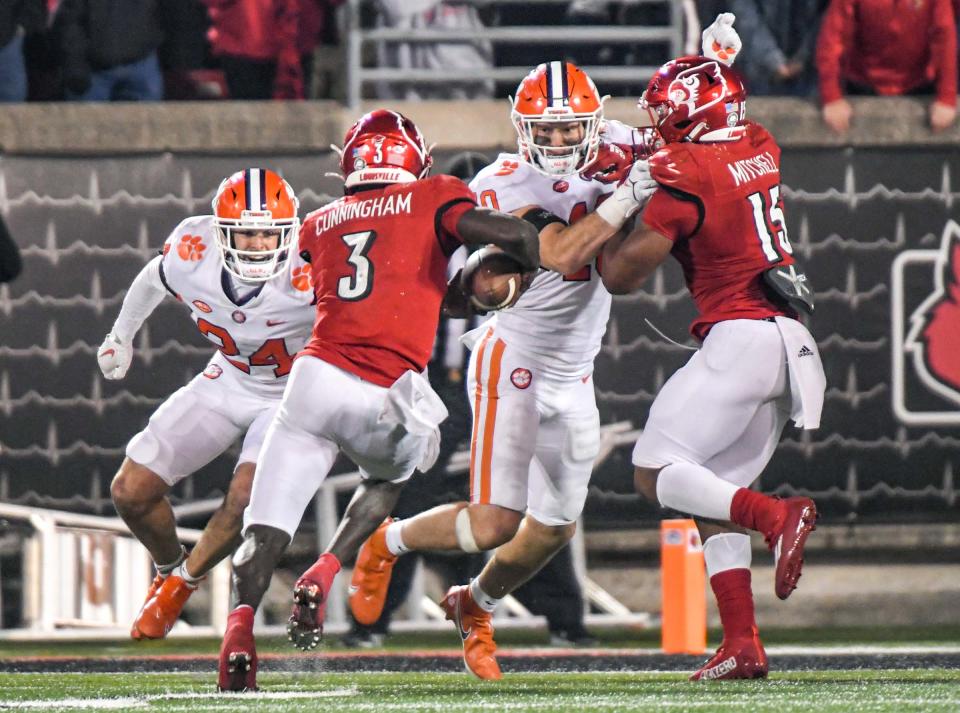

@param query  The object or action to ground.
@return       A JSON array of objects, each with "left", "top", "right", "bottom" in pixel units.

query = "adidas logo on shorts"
[{"left": 798, "top": 345, "right": 814, "bottom": 358}]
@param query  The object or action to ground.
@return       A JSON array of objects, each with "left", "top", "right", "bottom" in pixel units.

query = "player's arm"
[
  {"left": 97, "top": 255, "right": 169, "bottom": 380},
  {"left": 601, "top": 167, "right": 701, "bottom": 294},
  {"left": 514, "top": 159, "right": 658, "bottom": 275},
  {"left": 456, "top": 206, "right": 540, "bottom": 271},
  {"left": 600, "top": 222, "right": 673, "bottom": 294}
]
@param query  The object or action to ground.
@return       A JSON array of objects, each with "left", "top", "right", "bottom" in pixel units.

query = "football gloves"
[
  {"left": 595, "top": 159, "right": 658, "bottom": 229},
  {"left": 701, "top": 12, "right": 741, "bottom": 67},
  {"left": 97, "top": 333, "right": 133, "bottom": 380}
]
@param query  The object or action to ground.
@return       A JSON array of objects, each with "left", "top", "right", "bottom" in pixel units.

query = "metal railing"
[{"left": 343, "top": 0, "right": 687, "bottom": 108}]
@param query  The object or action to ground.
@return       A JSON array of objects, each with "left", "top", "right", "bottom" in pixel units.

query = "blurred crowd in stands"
[{"left": 0, "top": 0, "right": 956, "bottom": 131}]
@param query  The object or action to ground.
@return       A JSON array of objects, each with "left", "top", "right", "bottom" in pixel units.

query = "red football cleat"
[
  {"left": 690, "top": 628, "right": 768, "bottom": 681},
  {"left": 287, "top": 553, "right": 340, "bottom": 651},
  {"left": 130, "top": 573, "right": 165, "bottom": 641},
  {"left": 773, "top": 497, "right": 818, "bottom": 600},
  {"left": 132, "top": 574, "right": 198, "bottom": 640},
  {"left": 218, "top": 606, "right": 257, "bottom": 692},
  {"left": 348, "top": 518, "right": 398, "bottom": 626},
  {"left": 441, "top": 584, "right": 502, "bottom": 680}
]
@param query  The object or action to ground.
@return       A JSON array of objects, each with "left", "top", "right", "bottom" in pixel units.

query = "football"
[{"left": 461, "top": 246, "right": 528, "bottom": 312}]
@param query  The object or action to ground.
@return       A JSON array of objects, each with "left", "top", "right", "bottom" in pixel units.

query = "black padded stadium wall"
[{"left": 0, "top": 147, "right": 958, "bottom": 525}]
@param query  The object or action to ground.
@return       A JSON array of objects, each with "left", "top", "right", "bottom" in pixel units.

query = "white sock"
[
  {"left": 385, "top": 520, "right": 409, "bottom": 556},
  {"left": 655, "top": 462, "right": 738, "bottom": 521},
  {"left": 469, "top": 578, "right": 500, "bottom": 613},
  {"left": 155, "top": 546, "right": 187, "bottom": 576},
  {"left": 703, "top": 532, "right": 752, "bottom": 578},
  {"left": 174, "top": 562, "right": 203, "bottom": 588}
]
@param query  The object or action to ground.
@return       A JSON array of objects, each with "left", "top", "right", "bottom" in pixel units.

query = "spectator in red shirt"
[
  {"left": 816, "top": 0, "right": 958, "bottom": 133},
  {"left": 204, "top": 0, "right": 342, "bottom": 99}
]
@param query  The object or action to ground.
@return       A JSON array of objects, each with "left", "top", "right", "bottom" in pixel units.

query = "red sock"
[
  {"left": 227, "top": 604, "right": 254, "bottom": 629},
  {"left": 730, "top": 488, "right": 786, "bottom": 543},
  {"left": 303, "top": 552, "right": 342, "bottom": 590},
  {"left": 710, "top": 568, "right": 757, "bottom": 642}
]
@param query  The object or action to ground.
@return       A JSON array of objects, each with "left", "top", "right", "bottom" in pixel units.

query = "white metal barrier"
[
  {"left": 0, "top": 503, "right": 231, "bottom": 639},
  {"left": 342, "top": 0, "right": 690, "bottom": 108}
]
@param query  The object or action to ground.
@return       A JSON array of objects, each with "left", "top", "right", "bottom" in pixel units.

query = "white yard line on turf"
[{"left": 0, "top": 689, "right": 357, "bottom": 710}]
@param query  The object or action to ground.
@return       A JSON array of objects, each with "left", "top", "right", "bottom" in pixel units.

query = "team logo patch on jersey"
[
  {"left": 892, "top": 219, "right": 960, "bottom": 425},
  {"left": 232, "top": 310, "right": 246, "bottom": 324},
  {"left": 510, "top": 367, "right": 532, "bottom": 390},
  {"left": 553, "top": 180, "right": 569, "bottom": 193},
  {"left": 203, "top": 364, "right": 223, "bottom": 380},
  {"left": 291, "top": 264, "right": 312, "bottom": 292},
  {"left": 192, "top": 300, "right": 212, "bottom": 313},
  {"left": 177, "top": 235, "right": 206, "bottom": 261}
]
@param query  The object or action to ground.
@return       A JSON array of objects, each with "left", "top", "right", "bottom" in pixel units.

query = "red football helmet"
[
  {"left": 336, "top": 109, "right": 432, "bottom": 190},
  {"left": 511, "top": 61, "right": 606, "bottom": 177},
  {"left": 212, "top": 168, "right": 299, "bottom": 282},
  {"left": 639, "top": 56, "right": 747, "bottom": 144}
]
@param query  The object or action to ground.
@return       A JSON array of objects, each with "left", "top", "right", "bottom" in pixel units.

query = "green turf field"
[{"left": 0, "top": 670, "right": 958, "bottom": 712}]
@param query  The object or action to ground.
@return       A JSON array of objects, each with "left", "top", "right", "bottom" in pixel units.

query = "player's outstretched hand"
[
  {"left": 97, "top": 333, "right": 133, "bottom": 380},
  {"left": 702, "top": 12, "right": 740, "bottom": 66}
]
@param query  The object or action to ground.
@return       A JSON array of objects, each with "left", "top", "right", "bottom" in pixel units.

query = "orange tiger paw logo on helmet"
[
  {"left": 291, "top": 265, "right": 312, "bottom": 292},
  {"left": 177, "top": 235, "right": 206, "bottom": 261}
]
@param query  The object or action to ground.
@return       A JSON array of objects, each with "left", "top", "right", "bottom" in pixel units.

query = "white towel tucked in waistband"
[
  {"left": 378, "top": 370, "right": 449, "bottom": 471},
  {"left": 774, "top": 316, "right": 826, "bottom": 430}
]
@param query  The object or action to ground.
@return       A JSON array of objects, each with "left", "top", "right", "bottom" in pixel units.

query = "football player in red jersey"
[
  {"left": 601, "top": 57, "right": 827, "bottom": 681},
  {"left": 216, "top": 109, "right": 540, "bottom": 692}
]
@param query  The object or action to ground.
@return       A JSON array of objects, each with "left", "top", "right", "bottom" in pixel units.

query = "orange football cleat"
[
  {"left": 690, "top": 627, "right": 768, "bottom": 681},
  {"left": 132, "top": 574, "right": 198, "bottom": 640},
  {"left": 130, "top": 573, "right": 165, "bottom": 641},
  {"left": 348, "top": 518, "right": 398, "bottom": 626},
  {"left": 218, "top": 606, "right": 258, "bottom": 692},
  {"left": 441, "top": 584, "right": 502, "bottom": 680},
  {"left": 773, "top": 497, "right": 818, "bottom": 600}
]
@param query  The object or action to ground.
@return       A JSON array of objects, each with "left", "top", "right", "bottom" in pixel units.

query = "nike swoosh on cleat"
[{"left": 100, "top": 349, "right": 115, "bottom": 357}]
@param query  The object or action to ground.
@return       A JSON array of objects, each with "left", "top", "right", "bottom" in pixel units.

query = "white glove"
[
  {"left": 97, "top": 333, "right": 133, "bottom": 380},
  {"left": 595, "top": 160, "right": 658, "bottom": 229},
  {"left": 701, "top": 12, "right": 741, "bottom": 67}
]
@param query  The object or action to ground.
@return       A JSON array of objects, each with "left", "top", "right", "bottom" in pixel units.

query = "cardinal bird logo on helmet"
[
  {"left": 904, "top": 221, "right": 960, "bottom": 407},
  {"left": 668, "top": 61, "right": 727, "bottom": 120}
]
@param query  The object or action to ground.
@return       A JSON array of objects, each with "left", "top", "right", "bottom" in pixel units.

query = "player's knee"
[
  {"left": 633, "top": 466, "right": 661, "bottom": 503},
  {"left": 464, "top": 506, "right": 521, "bottom": 551},
  {"left": 526, "top": 516, "right": 576, "bottom": 549},
  {"left": 111, "top": 460, "right": 167, "bottom": 516}
]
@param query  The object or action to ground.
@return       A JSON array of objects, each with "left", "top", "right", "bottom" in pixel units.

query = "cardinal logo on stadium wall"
[{"left": 892, "top": 219, "right": 960, "bottom": 425}]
